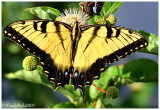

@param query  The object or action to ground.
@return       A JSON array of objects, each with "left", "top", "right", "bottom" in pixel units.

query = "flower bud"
[
  {"left": 106, "top": 86, "right": 119, "bottom": 99},
  {"left": 22, "top": 56, "right": 37, "bottom": 71},
  {"left": 95, "top": 17, "right": 106, "bottom": 25},
  {"left": 105, "top": 14, "right": 117, "bottom": 26}
]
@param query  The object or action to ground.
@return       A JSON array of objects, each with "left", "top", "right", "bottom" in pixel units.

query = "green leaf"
[
  {"left": 5, "top": 69, "right": 41, "bottom": 82},
  {"left": 89, "top": 66, "right": 119, "bottom": 100},
  {"left": 119, "top": 58, "right": 158, "bottom": 82},
  {"left": 137, "top": 30, "right": 158, "bottom": 55},
  {"left": 56, "top": 80, "right": 83, "bottom": 107},
  {"left": 87, "top": 102, "right": 94, "bottom": 108},
  {"left": 37, "top": 67, "right": 54, "bottom": 88},
  {"left": 88, "top": 15, "right": 102, "bottom": 25},
  {"left": 88, "top": 2, "right": 122, "bottom": 25},
  {"left": 5, "top": 66, "right": 53, "bottom": 88},
  {"left": 112, "top": 76, "right": 135, "bottom": 85},
  {"left": 56, "top": 87, "right": 82, "bottom": 107},
  {"left": 23, "top": 6, "right": 60, "bottom": 20},
  {"left": 5, "top": 66, "right": 82, "bottom": 106},
  {"left": 100, "top": 2, "right": 123, "bottom": 16},
  {"left": 95, "top": 98, "right": 103, "bottom": 108},
  {"left": 53, "top": 102, "right": 75, "bottom": 108},
  {"left": 64, "top": 83, "right": 82, "bottom": 97}
]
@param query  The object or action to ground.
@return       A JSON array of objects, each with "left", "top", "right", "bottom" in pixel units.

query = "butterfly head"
[{"left": 74, "top": 21, "right": 80, "bottom": 24}]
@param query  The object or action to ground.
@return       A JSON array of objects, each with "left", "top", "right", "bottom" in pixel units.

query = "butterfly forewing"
[
  {"left": 4, "top": 20, "right": 73, "bottom": 89},
  {"left": 72, "top": 25, "right": 148, "bottom": 87}
]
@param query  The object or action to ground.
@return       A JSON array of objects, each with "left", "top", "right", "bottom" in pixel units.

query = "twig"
[{"left": 83, "top": 88, "right": 86, "bottom": 108}]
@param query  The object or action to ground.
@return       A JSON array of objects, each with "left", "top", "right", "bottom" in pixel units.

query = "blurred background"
[{"left": 2, "top": 2, "right": 158, "bottom": 108}]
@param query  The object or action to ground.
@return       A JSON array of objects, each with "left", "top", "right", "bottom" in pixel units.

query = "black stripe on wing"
[
  {"left": 3, "top": 25, "right": 71, "bottom": 90},
  {"left": 72, "top": 25, "right": 148, "bottom": 91}
]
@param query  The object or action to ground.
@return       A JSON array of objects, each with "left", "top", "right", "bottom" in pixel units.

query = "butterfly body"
[
  {"left": 71, "top": 22, "right": 81, "bottom": 62},
  {"left": 4, "top": 20, "right": 148, "bottom": 91}
]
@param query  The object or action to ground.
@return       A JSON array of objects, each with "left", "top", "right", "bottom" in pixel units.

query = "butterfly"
[
  {"left": 3, "top": 20, "right": 148, "bottom": 92},
  {"left": 79, "top": 2, "right": 105, "bottom": 17}
]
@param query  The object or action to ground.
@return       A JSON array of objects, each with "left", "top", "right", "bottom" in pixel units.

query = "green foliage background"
[{"left": 2, "top": 2, "right": 158, "bottom": 108}]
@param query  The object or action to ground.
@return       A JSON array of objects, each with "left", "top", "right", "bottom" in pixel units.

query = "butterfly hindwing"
[{"left": 4, "top": 20, "right": 73, "bottom": 89}]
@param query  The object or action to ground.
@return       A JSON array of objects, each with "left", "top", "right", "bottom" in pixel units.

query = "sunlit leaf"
[
  {"left": 95, "top": 98, "right": 103, "bottom": 108},
  {"left": 23, "top": 6, "right": 60, "bottom": 20},
  {"left": 89, "top": 66, "right": 119, "bottom": 100},
  {"left": 88, "top": 15, "right": 101, "bottom": 25},
  {"left": 5, "top": 67, "right": 53, "bottom": 88},
  {"left": 119, "top": 58, "right": 158, "bottom": 82},
  {"left": 100, "top": 2, "right": 123, "bottom": 16},
  {"left": 56, "top": 87, "right": 82, "bottom": 106},
  {"left": 137, "top": 30, "right": 158, "bottom": 55}
]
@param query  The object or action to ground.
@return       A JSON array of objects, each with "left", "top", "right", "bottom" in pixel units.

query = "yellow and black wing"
[
  {"left": 4, "top": 20, "right": 148, "bottom": 91},
  {"left": 3, "top": 20, "right": 73, "bottom": 89},
  {"left": 72, "top": 25, "right": 148, "bottom": 89}
]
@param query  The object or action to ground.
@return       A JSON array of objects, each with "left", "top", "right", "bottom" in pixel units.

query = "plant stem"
[{"left": 83, "top": 88, "right": 86, "bottom": 108}]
